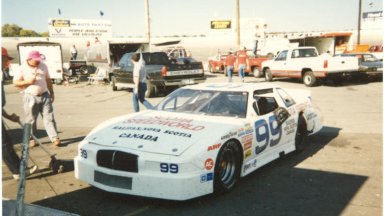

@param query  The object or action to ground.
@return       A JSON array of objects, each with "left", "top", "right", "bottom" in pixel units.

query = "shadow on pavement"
[{"left": 31, "top": 126, "right": 367, "bottom": 216}]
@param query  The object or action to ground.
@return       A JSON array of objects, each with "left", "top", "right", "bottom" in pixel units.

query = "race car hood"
[{"left": 85, "top": 111, "right": 241, "bottom": 156}]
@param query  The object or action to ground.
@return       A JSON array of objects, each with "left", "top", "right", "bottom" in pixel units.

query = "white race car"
[{"left": 74, "top": 83, "right": 322, "bottom": 200}]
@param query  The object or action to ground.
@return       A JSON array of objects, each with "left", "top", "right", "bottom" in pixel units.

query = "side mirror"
[{"left": 274, "top": 107, "right": 290, "bottom": 127}]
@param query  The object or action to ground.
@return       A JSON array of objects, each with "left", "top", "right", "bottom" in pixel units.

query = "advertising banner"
[{"left": 48, "top": 18, "right": 112, "bottom": 38}]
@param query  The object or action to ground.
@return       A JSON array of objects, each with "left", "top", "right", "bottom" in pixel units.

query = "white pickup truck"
[{"left": 261, "top": 46, "right": 360, "bottom": 86}]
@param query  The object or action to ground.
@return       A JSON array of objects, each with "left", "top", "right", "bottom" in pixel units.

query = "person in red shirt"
[
  {"left": 236, "top": 47, "right": 249, "bottom": 82},
  {"left": 225, "top": 50, "right": 236, "bottom": 82}
]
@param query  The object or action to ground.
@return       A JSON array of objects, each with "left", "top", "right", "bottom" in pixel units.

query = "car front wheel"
[{"left": 214, "top": 141, "right": 241, "bottom": 193}]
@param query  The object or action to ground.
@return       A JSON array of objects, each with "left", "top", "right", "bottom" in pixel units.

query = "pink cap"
[{"left": 27, "top": 50, "right": 43, "bottom": 61}]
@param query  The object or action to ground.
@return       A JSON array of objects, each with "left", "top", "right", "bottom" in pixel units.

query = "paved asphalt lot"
[{"left": 2, "top": 73, "right": 382, "bottom": 216}]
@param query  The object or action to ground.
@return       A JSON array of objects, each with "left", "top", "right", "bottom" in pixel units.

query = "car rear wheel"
[
  {"left": 214, "top": 141, "right": 241, "bottom": 193},
  {"left": 265, "top": 68, "right": 273, "bottom": 82},
  {"left": 295, "top": 115, "right": 308, "bottom": 152},
  {"left": 303, "top": 71, "right": 317, "bottom": 87}
]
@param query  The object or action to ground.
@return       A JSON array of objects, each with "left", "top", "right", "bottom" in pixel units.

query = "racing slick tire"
[
  {"left": 214, "top": 140, "right": 241, "bottom": 193},
  {"left": 145, "top": 81, "right": 158, "bottom": 98},
  {"left": 303, "top": 71, "right": 317, "bottom": 87},
  {"left": 295, "top": 115, "right": 308, "bottom": 152},
  {"left": 112, "top": 76, "right": 118, "bottom": 91},
  {"left": 265, "top": 68, "right": 273, "bottom": 82}
]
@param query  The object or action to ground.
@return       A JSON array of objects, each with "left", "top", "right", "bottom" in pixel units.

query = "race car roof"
[{"left": 182, "top": 82, "right": 279, "bottom": 92}]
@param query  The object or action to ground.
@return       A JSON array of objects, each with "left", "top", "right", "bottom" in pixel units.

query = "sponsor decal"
[
  {"left": 243, "top": 141, "right": 252, "bottom": 151},
  {"left": 241, "top": 134, "right": 253, "bottom": 142},
  {"left": 208, "top": 143, "right": 221, "bottom": 151},
  {"left": 201, "top": 173, "right": 213, "bottom": 182},
  {"left": 163, "top": 130, "right": 192, "bottom": 138},
  {"left": 221, "top": 131, "right": 237, "bottom": 140},
  {"left": 238, "top": 123, "right": 254, "bottom": 137},
  {"left": 119, "top": 133, "right": 158, "bottom": 142},
  {"left": 113, "top": 126, "right": 161, "bottom": 133},
  {"left": 243, "top": 159, "right": 257, "bottom": 173},
  {"left": 205, "top": 158, "right": 214, "bottom": 170},
  {"left": 283, "top": 119, "right": 296, "bottom": 136},
  {"left": 123, "top": 116, "right": 205, "bottom": 131},
  {"left": 245, "top": 149, "right": 252, "bottom": 159},
  {"left": 113, "top": 126, "right": 192, "bottom": 138}
]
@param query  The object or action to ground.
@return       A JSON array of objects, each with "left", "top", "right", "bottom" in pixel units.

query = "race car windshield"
[{"left": 155, "top": 89, "right": 248, "bottom": 118}]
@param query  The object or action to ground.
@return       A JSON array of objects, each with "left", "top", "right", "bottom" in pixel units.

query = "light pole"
[
  {"left": 144, "top": 0, "right": 151, "bottom": 50},
  {"left": 357, "top": 0, "right": 362, "bottom": 45},
  {"left": 236, "top": 0, "right": 240, "bottom": 50}
]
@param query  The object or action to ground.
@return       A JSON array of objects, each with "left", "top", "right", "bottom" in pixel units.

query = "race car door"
[{"left": 250, "top": 95, "right": 294, "bottom": 169}]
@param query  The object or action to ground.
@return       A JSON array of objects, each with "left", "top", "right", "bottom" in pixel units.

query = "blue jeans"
[
  {"left": 227, "top": 66, "right": 234, "bottom": 82},
  {"left": 238, "top": 64, "right": 246, "bottom": 82},
  {"left": 133, "top": 82, "right": 154, "bottom": 112}
]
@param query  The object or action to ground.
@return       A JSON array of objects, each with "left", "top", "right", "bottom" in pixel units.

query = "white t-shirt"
[
  {"left": 13, "top": 62, "right": 50, "bottom": 96},
  {"left": 132, "top": 53, "right": 147, "bottom": 84}
]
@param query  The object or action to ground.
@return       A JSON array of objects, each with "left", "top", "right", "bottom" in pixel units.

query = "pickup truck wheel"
[
  {"left": 79, "top": 66, "right": 88, "bottom": 75},
  {"left": 303, "top": 71, "right": 317, "bottom": 87},
  {"left": 265, "top": 69, "right": 273, "bottom": 82},
  {"left": 253, "top": 67, "right": 261, "bottom": 78},
  {"left": 145, "top": 81, "right": 158, "bottom": 98},
  {"left": 208, "top": 63, "right": 213, "bottom": 73},
  {"left": 112, "top": 76, "right": 118, "bottom": 91}
]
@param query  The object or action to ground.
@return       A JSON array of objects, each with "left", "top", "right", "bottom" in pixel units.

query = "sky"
[{"left": 1, "top": 0, "right": 383, "bottom": 37}]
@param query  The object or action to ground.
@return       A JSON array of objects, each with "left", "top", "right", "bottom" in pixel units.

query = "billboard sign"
[
  {"left": 48, "top": 18, "right": 112, "bottom": 38},
  {"left": 210, "top": 20, "right": 232, "bottom": 29}
]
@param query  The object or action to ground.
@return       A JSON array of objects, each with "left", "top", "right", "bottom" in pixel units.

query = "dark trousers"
[{"left": 2, "top": 121, "right": 21, "bottom": 174}]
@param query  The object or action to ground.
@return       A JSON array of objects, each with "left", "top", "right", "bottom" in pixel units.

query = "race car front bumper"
[{"left": 74, "top": 146, "right": 213, "bottom": 200}]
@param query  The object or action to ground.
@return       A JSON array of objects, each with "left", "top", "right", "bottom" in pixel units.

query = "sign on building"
[
  {"left": 48, "top": 18, "right": 112, "bottom": 38},
  {"left": 210, "top": 20, "right": 232, "bottom": 29}
]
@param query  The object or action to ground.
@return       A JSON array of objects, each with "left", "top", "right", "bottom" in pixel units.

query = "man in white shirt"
[
  {"left": 131, "top": 52, "right": 154, "bottom": 112},
  {"left": 70, "top": 45, "right": 78, "bottom": 60},
  {"left": 13, "top": 50, "right": 61, "bottom": 146}
]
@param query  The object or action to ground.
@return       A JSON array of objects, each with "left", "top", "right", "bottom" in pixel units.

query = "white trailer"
[{"left": 17, "top": 42, "right": 64, "bottom": 84}]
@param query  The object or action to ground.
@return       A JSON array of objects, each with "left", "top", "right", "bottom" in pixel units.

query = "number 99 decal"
[
  {"left": 160, "top": 163, "right": 179, "bottom": 174},
  {"left": 255, "top": 115, "right": 282, "bottom": 154}
]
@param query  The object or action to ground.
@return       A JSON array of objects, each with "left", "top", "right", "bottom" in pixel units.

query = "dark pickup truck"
[{"left": 111, "top": 52, "right": 206, "bottom": 97}]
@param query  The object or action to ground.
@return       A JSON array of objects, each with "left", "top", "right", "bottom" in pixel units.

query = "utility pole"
[
  {"left": 144, "top": 0, "right": 151, "bottom": 50},
  {"left": 236, "top": 0, "right": 240, "bottom": 50},
  {"left": 357, "top": 0, "right": 362, "bottom": 45}
]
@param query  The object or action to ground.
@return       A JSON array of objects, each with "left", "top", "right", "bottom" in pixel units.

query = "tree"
[
  {"left": 19, "top": 29, "right": 41, "bottom": 37},
  {"left": 2, "top": 24, "right": 22, "bottom": 37},
  {"left": 2, "top": 23, "right": 43, "bottom": 37}
]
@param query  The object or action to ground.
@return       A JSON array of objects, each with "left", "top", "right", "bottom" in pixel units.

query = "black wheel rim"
[{"left": 218, "top": 147, "right": 236, "bottom": 186}]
